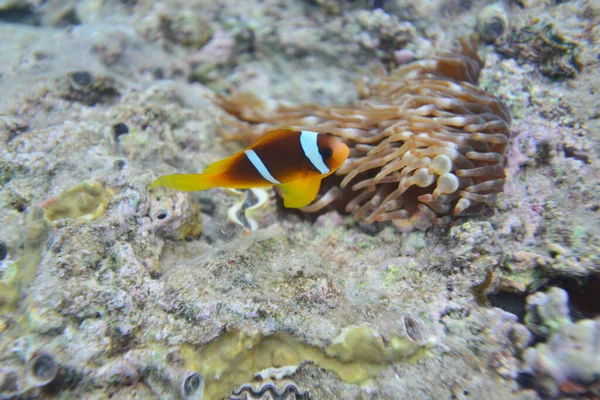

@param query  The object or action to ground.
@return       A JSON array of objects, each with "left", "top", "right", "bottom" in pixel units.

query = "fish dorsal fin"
[
  {"left": 203, "top": 151, "right": 243, "bottom": 174},
  {"left": 248, "top": 129, "right": 296, "bottom": 149},
  {"left": 277, "top": 176, "right": 322, "bottom": 208},
  {"left": 204, "top": 129, "right": 295, "bottom": 174}
]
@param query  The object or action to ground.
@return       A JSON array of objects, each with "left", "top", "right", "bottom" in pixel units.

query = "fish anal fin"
[{"left": 277, "top": 176, "right": 322, "bottom": 208}]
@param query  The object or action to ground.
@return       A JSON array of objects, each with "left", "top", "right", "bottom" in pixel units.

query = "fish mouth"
[{"left": 335, "top": 141, "right": 350, "bottom": 165}]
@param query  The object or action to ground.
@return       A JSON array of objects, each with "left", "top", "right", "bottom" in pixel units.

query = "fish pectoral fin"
[
  {"left": 277, "top": 177, "right": 322, "bottom": 208},
  {"left": 149, "top": 173, "right": 216, "bottom": 191}
]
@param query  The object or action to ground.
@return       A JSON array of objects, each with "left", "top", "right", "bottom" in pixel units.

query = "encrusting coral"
[
  {"left": 216, "top": 37, "right": 511, "bottom": 231},
  {"left": 179, "top": 321, "right": 433, "bottom": 399},
  {"left": 522, "top": 287, "right": 600, "bottom": 398}
]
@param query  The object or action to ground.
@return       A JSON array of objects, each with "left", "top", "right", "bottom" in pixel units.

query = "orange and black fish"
[{"left": 150, "top": 129, "right": 350, "bottom": 208}]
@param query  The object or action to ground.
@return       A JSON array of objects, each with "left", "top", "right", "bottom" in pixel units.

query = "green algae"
[
  {"left": 382, "top": 261, "right": 419, "bottom": 288},
  {"left": 181, "top": 325, "right": 433, "bottom": 399},
  {"left": 0, "top": 251, "right": 41, "bottom": 310},
  {"left": 0, "top": 218, "right": 48, "bottom": 314}
]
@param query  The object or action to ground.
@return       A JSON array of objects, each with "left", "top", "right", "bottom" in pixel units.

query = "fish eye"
[{"left": 321, "top": 147, "right": 333, "bottom": 159}]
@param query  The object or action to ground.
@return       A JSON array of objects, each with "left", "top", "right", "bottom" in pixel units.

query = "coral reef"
[
  {"left": 496, "top": 20, "right": 584, "bottom": 79},
  {"left": 145, "top": 188, "right": 203, "bottom": 240},
  {"left": 217, "top": 37, "right": 511, "bottom": 231},
  {"left": 58, "top": 71, "right": 121, "bottom": 106},
  {"left": 524, "top": 286, "right": 570, "bottom": 337},
  {"left": 476, "top": 3, "right": 509, "bottom": 45},
  {"left": 522, "top": 287, "right": 600, "bottom": 398},
  {"left": 0, "top": 0, "right": 598, "bottom": 398}
]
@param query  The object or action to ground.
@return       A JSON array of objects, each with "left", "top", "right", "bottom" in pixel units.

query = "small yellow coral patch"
[
  {"left": 41, "top": 181, "right": 113, "bottom": 222},
  {"left": 181, "top": 321, "right": 433, "bottom": 399}
]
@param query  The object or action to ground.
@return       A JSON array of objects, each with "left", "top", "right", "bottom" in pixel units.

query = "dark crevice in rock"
[
  {"left": 0, "top": 5, "right": 39, "bottom": 25},
  {"left": 545, "top": 274, "right": 600, "bottom": 320},
  {"left": 488, "top": 291, "right": 527, "bottom": 322}
]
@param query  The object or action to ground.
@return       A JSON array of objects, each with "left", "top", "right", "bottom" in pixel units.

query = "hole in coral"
[
  {"left": 0, "top": 242, "right": 7, "bottom": 261},
  {"left": 70, "top": 71, "right": 93, "bottom": 87},
  {"left": 356, "top": 221, "right": 386, "bottom": 236},
  {"left": 30, "top": 353, "right": 58, "bottom": 382},
  {"left": 516, "top": 372, "right": 536, "bottom": 389},
  {"left": 152, "top": 67, "right": 164, "bottom": 80},
  {"left": 182, "top": 372, "right": 204, "bottom": 396},
  {"left": 534, "top": 141, "right": 553, "bottom": 166},
  {"left": 156, "top": 211, "right": 168, "bottom": 220},
  {"left": 0, "top": 5, "right": 39, "bottom": 25},
  {"left": 114, "top": 160, "right": 126, "bottom": 170},
  {"left": 13, "top": 200, "right": 27, "bottom": 213},
  {"left": 488, "top": 291, "right": 527, "bottom": 322},
  {"left": 197, "top": 197, "right": 216, "bottom": 216},
  {"left": 563, "top": 146, "right": 589, "bottom": 163},
  {"left": 481, "top": 19, "right": 505, "bottom": 43}
]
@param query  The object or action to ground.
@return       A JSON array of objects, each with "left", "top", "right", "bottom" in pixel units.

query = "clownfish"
[{"left": 150, "top": 129, "right": 350, "bottom": 208}]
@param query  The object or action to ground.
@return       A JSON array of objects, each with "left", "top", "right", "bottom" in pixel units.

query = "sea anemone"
[{"left": 216, "top": 37, "right": 511, "bottom": 231}]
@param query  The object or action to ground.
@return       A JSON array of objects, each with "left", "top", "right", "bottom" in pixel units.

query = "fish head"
[{"left": 317, "top": 133, "right": 350, "bottom": 174}]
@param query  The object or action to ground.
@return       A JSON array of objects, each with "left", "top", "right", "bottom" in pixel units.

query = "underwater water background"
[{"left": 0, "top": 0, "right": 599, "bottom": 399}]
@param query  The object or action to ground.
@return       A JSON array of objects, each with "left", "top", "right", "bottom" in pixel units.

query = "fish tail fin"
[{"left": 149, "top": 173, "right": 218, "bottom": 192}]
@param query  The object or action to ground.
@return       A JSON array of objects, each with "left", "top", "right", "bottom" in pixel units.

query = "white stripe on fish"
[
  {"left": 300, "top": 131, "right": 329, "bottom": 175},
  {"left": 244, "top": 149, "right": 281, "bottom": 184}
]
